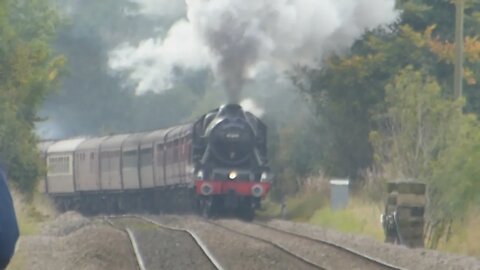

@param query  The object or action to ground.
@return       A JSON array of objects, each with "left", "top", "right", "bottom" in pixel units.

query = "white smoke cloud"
[
  {"left": 129, "top": 0, "right": 185, "bottom": 18},
  {"left": 109, "top": 19, "right": 210, "bottom": 93},
  {"left": 240, "top": 98, "right": 264, "bottom": 118},
  {"left": 110, "top": 0, "right": 398, "bottom": 98}
]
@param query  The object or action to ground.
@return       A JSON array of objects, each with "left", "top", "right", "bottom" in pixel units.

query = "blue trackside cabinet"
[{"left": 330, "top": 179, "right": 350, "bottom": 210}]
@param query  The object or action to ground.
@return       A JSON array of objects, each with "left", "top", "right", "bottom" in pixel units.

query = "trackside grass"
[
  {"left": 259, "top": 192, "right": 480, "bottom": 257},
  {"left": 257, "top": 192, "right": 326, "bottom": 221},
  {"left": 11, "top": 189, "right": 56, "bottom": 235},
  {"left": 308, "top": 198, "right": 384, "bottom": 240},
  {"left": 435, "top": 210, "right": 480, "bottom": 257},
  {"left": 8, "top": 189, "right": 56, "bottom": 270}
]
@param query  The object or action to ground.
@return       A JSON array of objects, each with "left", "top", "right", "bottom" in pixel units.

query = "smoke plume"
[
  {"left": 110, "top": 0, "right": 398, "bottom": 102},
  {"left": 240, "top": 98, "right": 264, "bottom": 118},
  {"left": 129, "top": 0, "right": 185, "bottom": 18}
]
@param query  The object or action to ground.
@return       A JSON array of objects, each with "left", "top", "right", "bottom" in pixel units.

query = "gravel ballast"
[
  {"left": 217, "top": 218, "right": 391, "bottom": 270},
  {"left": 8, "top": 212, "right": 137, "bottom": 270},
  {"left": 266, "top": 219, "right": 480, "bottom": 270},
  {"left": 112, "top": 217, "right": 217, "bottom": 270},
  {"left": 150, "top": 215, "right": 320, "bottom": 270}
]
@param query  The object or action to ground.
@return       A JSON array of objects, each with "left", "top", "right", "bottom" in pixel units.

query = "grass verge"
[
  {"left": 436, "top": 210, "right": 480, "bottom": 256},
  {"left": 308, "top": 198, "right": 384, "bottom": 240},
  {"left": 11, "top": 189, "right": 56, "bottom": 235}
]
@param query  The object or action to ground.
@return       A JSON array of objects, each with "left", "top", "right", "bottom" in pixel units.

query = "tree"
[
  {"left": 0, "top": 0, "right": 63, "bottom": 194},
  {"left": 370, "top": 66, "right": 464, "bottom": 180}
]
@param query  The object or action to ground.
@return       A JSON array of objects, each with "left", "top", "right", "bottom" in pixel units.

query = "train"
[{"left": 38, "top": 104, "right": 271, "bottom": 220}]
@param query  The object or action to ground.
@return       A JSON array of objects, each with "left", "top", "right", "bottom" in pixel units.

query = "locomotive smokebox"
[{"left": 207, "top": 104, "right": 255, "bottom": 165}]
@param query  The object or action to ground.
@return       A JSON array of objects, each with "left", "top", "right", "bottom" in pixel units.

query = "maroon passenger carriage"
[{"left": 39, "top": 104, "right": 271, "bottom": 220}]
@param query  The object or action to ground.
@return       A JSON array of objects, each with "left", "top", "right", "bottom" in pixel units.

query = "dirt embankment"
[{"left": 8, "top": 212, "right": 137, "bottom": 270}]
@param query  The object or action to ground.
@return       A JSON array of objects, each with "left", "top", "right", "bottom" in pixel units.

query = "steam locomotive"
[{"left": 38, "top": 104, "right": 271, "bottom": 220}]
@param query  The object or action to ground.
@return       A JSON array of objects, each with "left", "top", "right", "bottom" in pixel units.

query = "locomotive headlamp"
[
  {"left": 260, "top": 172, "right": 268, "bottom": 182},
  {"left": 228, "top": 171, "right": 238, "bottom": 180},
  {"left": 196, "top": 170, "right": 204, "bottom": 180}
]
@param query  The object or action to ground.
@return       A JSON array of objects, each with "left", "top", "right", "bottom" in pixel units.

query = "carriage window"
[
  {"left": 101, "top": 150, "right": 121, "bottom": 171},
  {"left": 156, "top": 144, "right": 164, "bottom": 167},
  {"left": 47, "top": 155, "right": 71, "bottom": 175},
  {"left": 173, "top": 140, "right": 179, "bottom": 162},
  {"left": 100, "top": 153, "right": 109, "bottom": 172},
  {"left": 89, "top": 152, "right": 96, "bottom": 173},
  {"left": 165, "top": 141, "right": 173, "bottom": 164},
  {"left": 123, "top": 150, "right": 138, "bottom": 168},
  {"left": 140, "top": 148, "right": 153, "bottom": 166},
  {"left": 112, "top": 150, "right": 120, "bottom": 171}
]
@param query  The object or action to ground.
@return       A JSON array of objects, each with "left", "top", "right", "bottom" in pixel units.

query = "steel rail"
[
  {"left": 107, "top": 215, "right": 224, "bottom": 270},
  {"left": 104, "top": 218, "right": 146, "bottom": 270},
  {"left": 253, "top": 221, "right": 406, "bottom": 270},
  {"left": 205, "top": 220, "right": 326, "bottom": 270}
]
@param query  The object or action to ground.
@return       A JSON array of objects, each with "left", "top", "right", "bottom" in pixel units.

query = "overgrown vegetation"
[
  {"left": 0, "top": 0, "right": 63, "bottom": 195},
  {"left": 10, "top": 189, "right": 56, "bottom": 236}
]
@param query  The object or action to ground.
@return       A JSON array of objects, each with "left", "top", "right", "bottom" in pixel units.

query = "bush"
[{"left": 309, "top": 198, "right": 384, "bottom": 240}]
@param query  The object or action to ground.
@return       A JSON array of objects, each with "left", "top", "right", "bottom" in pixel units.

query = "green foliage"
[
  {"left": 429, "top": 117, "right": 480, "bottom": 221},
  {"left": 257, "top": 193, "right": 326, "bottom": 221},
  {"left": 309, "top": 198, "right": 384, "bottom": 240},
  {"left": 285, "top": 193, "right": 325, "bottom": 221},
  {"left": 255, "top": 199, "right": 281, "bottom": 218},
  {"left": 0, "top": 0, "right": 62, "bottom": 195},
  {"left": 370, "top": 66, "right": 480, "bottom": 248},
  {"left": 370, "top": 66, "right": 464, "bottom": 179}
]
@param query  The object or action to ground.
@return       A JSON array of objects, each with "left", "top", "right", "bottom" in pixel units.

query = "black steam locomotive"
[{"left": 39, "top": 104, "right": 271, "bottom": 220}]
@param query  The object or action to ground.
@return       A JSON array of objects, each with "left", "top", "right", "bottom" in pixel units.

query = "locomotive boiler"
[{"left": 39, "top": 104, "right": 271, "bottom": 220}]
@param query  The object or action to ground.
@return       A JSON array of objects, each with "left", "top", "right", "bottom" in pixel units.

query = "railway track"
[
  {"left": 104, "top": 215, "right": 405, "bottom": 269},
  {"left": 105, "top": 215, "right": 224, "bottom": 270},
  {"left": 252, "top": 221, "right": 406, "bottom": 270},
  {"left": 212, "top": 219, "right": 406, "bottom": 270},
  {"left": 104, "top": 218, "right": 146, "bottom": 270},
  {"left": 205, "top": 220, "right": 326, "bottom": 270}
]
